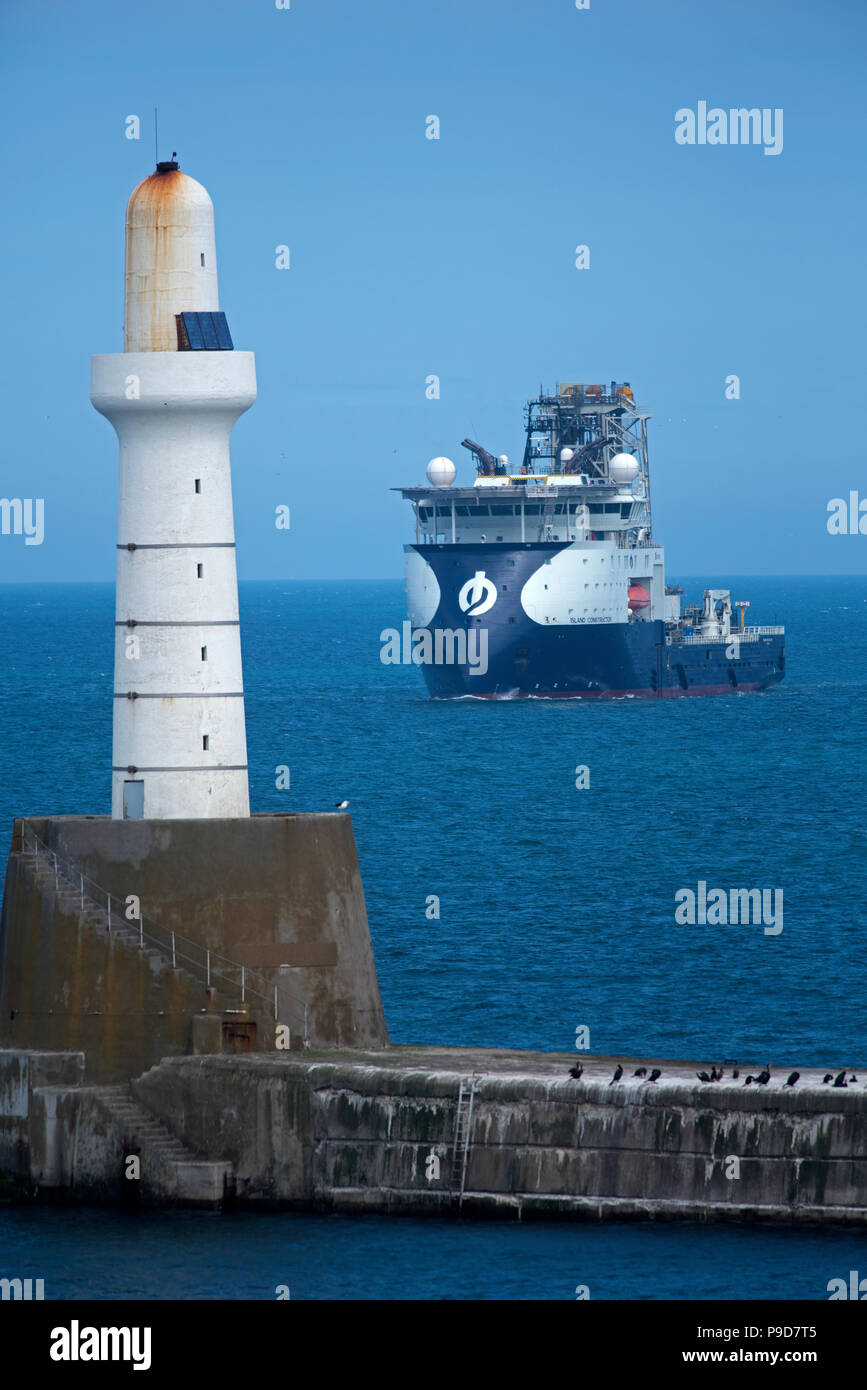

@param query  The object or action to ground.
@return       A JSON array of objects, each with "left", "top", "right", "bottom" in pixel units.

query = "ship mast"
[{"left": 522, "top": 381, "right": 653, "bottom": 541}]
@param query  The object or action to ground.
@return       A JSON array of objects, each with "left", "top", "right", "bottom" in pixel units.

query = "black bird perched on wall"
[
  {"left": 756, "top": 1068, "right": 771, "bottom": 1086},
  {"left": 822, "top": 1073, "right": 834, "bottom": 1084},
  {"left": 633, "top": 1067, "right": 646, "bottom": 1078},
  {"left": 833, "top": 1069, "right": 848, "bottom": 1088},
  {"left": 849, "top": 1074, "right": 858, "bottom": 1083},
  {"left": 609, "top": 1064, "right": 623, "bottom": 1085},
  {"left": 785, "top": 1072, "right": 799, "bottom": 1087},
  {"left": 696, "top": 1071, "right": 712, "bottom": 1083},
  {"left": 744, "top": 1076, "right": 755, "bottom": 1086},
  {"left": 568, "top": 1064, "right": 583, "bottom": 1079},
  {"left": 732, "top": 1068, "right": 740, "bottom": 1079},
  {"left": 710, "top": 1067, "right": 723, "bottom": 1082},
  {"left": 647, "top": 1068, "right": 661, "bottom": 1083}
]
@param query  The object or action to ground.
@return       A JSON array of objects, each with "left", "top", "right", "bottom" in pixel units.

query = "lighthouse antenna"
[{"left": 154, "top": 107, "right": 158, "bottom": 167}]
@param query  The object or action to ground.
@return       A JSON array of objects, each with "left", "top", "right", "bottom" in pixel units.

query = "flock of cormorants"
[{"left": 565, "top": 1062, "right": 859, "bottom": 1089}]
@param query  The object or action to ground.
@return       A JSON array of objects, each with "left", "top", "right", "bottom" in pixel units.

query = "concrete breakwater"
[
  {"left": 0, "top": 815, "right": 388, "bottom": 1082},
  {"left": 2, "top": 815, "right": 866, "bottom": 1223},
  {"left": 3, "top": 1046, "right": 866, "bottom": 1222}
]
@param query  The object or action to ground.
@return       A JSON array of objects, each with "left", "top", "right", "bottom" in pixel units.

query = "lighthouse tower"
[{"left": 91, "top": 160, "right": 254, "bottom": 820}]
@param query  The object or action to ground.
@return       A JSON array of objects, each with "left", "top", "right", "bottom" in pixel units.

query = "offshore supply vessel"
[{"left": 396, "top": 381, "right": 785, "bottom": 698}]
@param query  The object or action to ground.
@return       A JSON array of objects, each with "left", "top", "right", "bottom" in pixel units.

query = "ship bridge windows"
[
  {"left": 585, "top": 504, "right": 627, "bottom": 517},
  {"left": 490, "top": 505, "right": 514, "bottom": 515}
]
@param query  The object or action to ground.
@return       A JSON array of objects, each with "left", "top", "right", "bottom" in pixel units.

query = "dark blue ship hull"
[{"left": 405, "top": 543, "right": 786, "bottom": 699}]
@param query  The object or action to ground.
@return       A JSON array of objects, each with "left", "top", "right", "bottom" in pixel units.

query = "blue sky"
[{"left": 1, "top": 0, "right": 864, "bottom": 580}]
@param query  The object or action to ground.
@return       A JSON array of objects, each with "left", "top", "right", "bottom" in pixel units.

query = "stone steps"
[{"left": 95, "top": 1083, "right": 234, "bottom": 1207}]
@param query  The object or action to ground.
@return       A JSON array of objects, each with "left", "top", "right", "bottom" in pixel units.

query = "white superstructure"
[{"left": 91, "top": 162, "right": 254, "bottom": 820}]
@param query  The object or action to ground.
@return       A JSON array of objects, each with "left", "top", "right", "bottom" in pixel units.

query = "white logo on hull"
[{"left": 458, "top": 570, "right": 497, "bottom": 616}]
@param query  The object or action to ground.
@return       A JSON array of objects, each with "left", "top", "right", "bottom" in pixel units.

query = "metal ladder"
[
  {"left": 539, "top": 497, "right": 557, "bottom": 541},
  {"left": 450, "top": 1075, "right": 478, "bottom": 1205}
]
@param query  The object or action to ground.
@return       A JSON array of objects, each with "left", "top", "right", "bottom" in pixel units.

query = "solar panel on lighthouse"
[{"left": 177, "top": 311, "right": 234, "bottom": 351}]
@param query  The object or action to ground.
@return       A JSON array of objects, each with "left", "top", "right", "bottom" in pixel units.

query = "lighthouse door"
[{"left": 123, "top": 780, "right": 144, "bottom": 819}]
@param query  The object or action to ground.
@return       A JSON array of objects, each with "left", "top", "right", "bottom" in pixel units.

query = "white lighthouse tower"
[{"left": 91, "top": 160, "right": 254, "bottom": 820}]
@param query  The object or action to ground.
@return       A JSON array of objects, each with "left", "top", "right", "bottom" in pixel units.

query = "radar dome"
[
  {"left": 609, "top": 452, "right": 640, "bottom": 484},
  {"left": 560, "top": 447, "right": 574, "bottom": 463},
  {"left": 426, "top": 456, "right": 456, "bottom": 488}
]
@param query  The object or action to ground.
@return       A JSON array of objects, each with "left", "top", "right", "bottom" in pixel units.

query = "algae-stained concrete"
[
  {"left": 125, "top": 1047, "right": 867, "bottom": 1223},
  {"left": 0, "top": 814, "right": 388, "bottom": 1083},
  {"left": 0, "top": 1048, "right": 233, "bottom": 1207},
  {"left": 5, "top": 1045, "right": 867, "bottom": 1222},
  {"left": 0, "top": 1049, "right": 85, "bottom": 1196},
  {"left": 3, "top": 815, "right": 866, "bottom": 1225}
]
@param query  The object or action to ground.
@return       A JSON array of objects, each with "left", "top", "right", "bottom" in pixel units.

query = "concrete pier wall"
[
  {"left": 0, "top": 815, "right": 388, "bottom": 1083},
  {"left": 2, "top": 818, "right": 864, "bottom": 1225},
  {"left": 6, "top": 1047, "right": 864, "bottom": 1224},
  {"left": 132, "top": 1051, "right": 867, "bottom": 1221},
  {"left": 0, "top": 1050, "right": 85, "bottom": 1196}
]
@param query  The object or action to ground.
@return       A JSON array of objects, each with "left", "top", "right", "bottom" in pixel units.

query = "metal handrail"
[{"left": 20, "top": 825, "right": 308, "bottom": 1039}]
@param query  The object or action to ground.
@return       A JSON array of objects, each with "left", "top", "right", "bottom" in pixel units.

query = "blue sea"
[{"left": 1, "top": 575, "right": 866, "bottom": 1299}]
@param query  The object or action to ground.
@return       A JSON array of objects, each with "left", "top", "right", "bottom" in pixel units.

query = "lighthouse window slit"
[
  {"left": 194, "top": 479, "right": 201, "bottom": 493},
  {"left": 201, "top": 646, "right": 208, "bottom": 661},
  {"left": 200, "top": 253, "right": 205, "bottom": 266},
  {"left": 202, "top": 735, "right": 209, "bottom": 750},
  {"left": 197, "top": 563, "right": 203, "bottom": 579}
]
